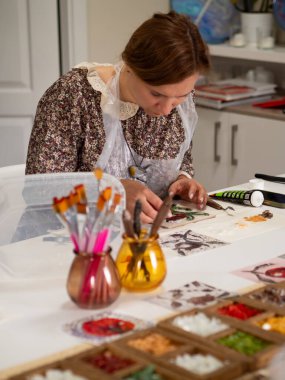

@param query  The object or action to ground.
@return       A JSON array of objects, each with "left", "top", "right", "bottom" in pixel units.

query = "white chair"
[{"left": 0, "top": 164, "right": 26, "bottom": 179}]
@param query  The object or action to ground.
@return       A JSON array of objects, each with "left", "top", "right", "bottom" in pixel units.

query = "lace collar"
[{"left": 74, "top": 62, "right": 139, "bottom": 120}]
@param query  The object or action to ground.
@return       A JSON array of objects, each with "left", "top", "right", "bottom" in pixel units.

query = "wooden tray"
[
  {"left": 234, "top": 368, "right": 269, "bottom": 379},
  {"left": 9, "top": 344, "right": 144, "bottom": 380},
  {"left": 7, "top": 358, "right": 91, "bottom": 380},
  {"left": 201, "top": 298, "right": 284, "bottom": 343},
  {"left": 112, "top": 362, "right": 189, "bottom": 380},
  {"left": 204, "top": 297, "right": 267, "bottom": 323},
  {"left": 111, "top": 326, "right": 190, "bottom": 364},
  {"left": 240, "top": 309, "right": 285, "bottom": 344},
  {"left": 156, "top": 341, "right": 244, "bottom": 380},
  {"left": 158, "top": 308, "right": 231, "bottom": 346},
  {"left": 112, "top": 326, "right": 245, "bottom": 379},
  {"left": 63, "top": 344, "right": 145, "bottom": 379},
  {"left": 205, "top": 325, "right": 280, "bottom": 371},
  {"left": 239, "top": 281, "right": 285, "bottom": 315}
]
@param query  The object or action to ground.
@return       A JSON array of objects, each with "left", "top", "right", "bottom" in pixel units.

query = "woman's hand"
[
  {"left": 168, "top": 176, "right": 207, "bottom": 210},
  {"left": 121, "top": 179, "right": 163, "bottom": 223}
]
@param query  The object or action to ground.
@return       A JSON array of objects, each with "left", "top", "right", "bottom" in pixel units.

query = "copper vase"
[{"left": 66, "top": 250, "right": 121, "bottom": 309}]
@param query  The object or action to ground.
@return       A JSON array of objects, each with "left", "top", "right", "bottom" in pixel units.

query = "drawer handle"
[
  {"left": 231, "top": 124, "right": 238, "bottom": 166},
  {"left": 214, "top": 121, "right": 221, "bottom": 163}
]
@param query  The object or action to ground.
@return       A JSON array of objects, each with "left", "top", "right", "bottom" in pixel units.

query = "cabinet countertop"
[
  {"left": 198, "top": 100, "right": 285, "bottom": 122},
  {"left": 226, "top": 103, "right": 285, "bottom": 121}
]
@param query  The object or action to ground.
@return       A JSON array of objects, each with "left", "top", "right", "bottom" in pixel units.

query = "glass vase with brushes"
[
  {"left": 66, "top": 248, "right": 121, "bottom": 309},
  {"left": 52, "top": 170, "right": 123, "bottom": 309},
  {"left": 116, "top": 194, "right": 173, "bottom": 291}
]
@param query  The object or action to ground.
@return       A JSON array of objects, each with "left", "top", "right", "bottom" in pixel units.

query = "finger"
[
  {"left": 125, "top": 201, "right": 135, "bottom": 218},
  {"left": 197, "top": 186, "right": 205, "bottom": 204},
  {"left": 141, "top": 200, "right": 159, "bottom": 221},
  {"left": 188, "top": 182, "right": 198, "bottom": 200},
  {"left": 140, "top": 211, "right": 155, "bottom": 224},
  {"left": 196, "top": 187, "right": 207, "bottom": 209},
  {"left": 145, "top": 189, "right": 163, "bottom": 211},
  {"left": 168, "top": 181, "right": 182, "bottom": 195},
  {"left": 202, "top": 189, "right": 208, "bottom": 208}
]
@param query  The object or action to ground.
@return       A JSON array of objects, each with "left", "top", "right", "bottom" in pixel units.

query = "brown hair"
[{"left": 122, "top": 11, "right": 210, "bottom": 86}]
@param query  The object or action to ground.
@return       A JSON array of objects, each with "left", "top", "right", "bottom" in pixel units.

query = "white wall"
[{"left": 86, "top": 0, "right": 170, "bottom": 63}]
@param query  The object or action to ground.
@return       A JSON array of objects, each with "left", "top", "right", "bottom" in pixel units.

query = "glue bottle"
[{"left": 209, "top": 190, "right": 264, "bottom": 207}]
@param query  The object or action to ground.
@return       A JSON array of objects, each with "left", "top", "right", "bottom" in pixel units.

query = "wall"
[{"left": 86, "top": 0, "right": 170, "bottom": 63}]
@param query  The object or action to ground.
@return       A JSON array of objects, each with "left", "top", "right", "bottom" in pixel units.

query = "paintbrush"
[
  {"left": 122, "top": 209, "right": 136, "bottom": 238},
  {"left": 93, "top": 193, "right": 122, "bottom": 253},
  {"left": 93, "top": 167, "right": 103, "bottom": 195},
  {"left": 133, "top": 199, "right": 142, "bottom": 237},
  {"left": 53, "top": 196, "right": 80, "bottom": 252},
  {"left": 149, "top": 192, "right": 174, "bottom": 238}
]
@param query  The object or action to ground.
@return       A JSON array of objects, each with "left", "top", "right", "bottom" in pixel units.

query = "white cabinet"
[
  {"left": 192, "top": 109, "right": 229, "bottom": 191},
  {"left": 192, "top": 41, "right": 285, "bottom": 192},
  {"left": 192, "top": 107, "right": 285, "bottom": 192}
]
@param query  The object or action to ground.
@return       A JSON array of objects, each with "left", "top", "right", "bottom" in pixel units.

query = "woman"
[{"left": 26, "top": 11, "right": 210, "bottom": 223}]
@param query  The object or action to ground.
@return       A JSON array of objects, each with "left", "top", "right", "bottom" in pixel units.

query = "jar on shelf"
[
  {"left": 116, "top": 233, "right": 167, "bottom": 291},
  {"left": 66, "top": 249, "right": 121, "bottom": 309}
]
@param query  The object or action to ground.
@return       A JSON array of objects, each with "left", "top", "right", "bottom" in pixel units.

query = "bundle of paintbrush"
[
  {"left": 122, "top": 192, "right": 174, "bottom": 240},
  {"left": 52, "top": 168, "right": 122, "bottom": 255},
  {"left": 116, "top": 194, "right": 172, "bottom": 290},
  {"left": 53, "top": 169, "right": 122, "bottom": 308}
]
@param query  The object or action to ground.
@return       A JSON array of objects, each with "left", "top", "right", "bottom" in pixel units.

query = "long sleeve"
[
  {"left": 179, "top": 140, "right": 195, "bottom": 178},
  {"left": 26, "top": 69, "right": 104, "bottom": 174}
]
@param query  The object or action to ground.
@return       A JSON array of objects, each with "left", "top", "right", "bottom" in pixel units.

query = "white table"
[{"left": 1, "top": 178, "right": 285, "bottom": 378}]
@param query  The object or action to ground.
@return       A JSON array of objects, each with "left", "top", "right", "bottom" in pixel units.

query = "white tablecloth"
[{"left": 1, "top": 179, "right": 285, "bottom": 375}]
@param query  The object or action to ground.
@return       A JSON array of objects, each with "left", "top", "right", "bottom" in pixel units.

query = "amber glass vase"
[
  {"left": 116, "top": 233, "right": 167, "bottom": 291},
  {"left": 66, "top": 250, "right": 121, "bottom": 309}
]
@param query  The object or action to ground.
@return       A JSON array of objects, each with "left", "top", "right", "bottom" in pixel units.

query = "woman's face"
[{"left": 124, "top": 68, "right": 199, "bottom": 117}]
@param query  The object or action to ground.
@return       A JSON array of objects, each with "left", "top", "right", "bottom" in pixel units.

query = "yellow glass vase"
[{"left": 116, "top": 233, "right": 167, "bottom": 291}]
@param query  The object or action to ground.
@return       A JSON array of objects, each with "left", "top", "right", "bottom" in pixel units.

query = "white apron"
[{"left": 95, "top": 62, "right": 198, "bottom": 198}]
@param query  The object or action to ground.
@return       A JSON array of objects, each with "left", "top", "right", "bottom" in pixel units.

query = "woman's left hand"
[{"left": 168, "top": 175, "right": 207, "bottom": 210}]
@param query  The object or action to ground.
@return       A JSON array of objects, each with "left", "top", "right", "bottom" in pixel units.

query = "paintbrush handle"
[
  {"left": 255, "top": 173, "right": 285, "bottom": 184},
  {"left": 149, "top": 193, "right": 174, "bottom": 237},
  {"left": 206, "top": 197, "right": 224, "bottom": 210},
  {"left": 122, "top": 210, "right": 136, "bottom": 238},
  {"left": 133, "top": 200, "right": 142, "bottom": 237}
]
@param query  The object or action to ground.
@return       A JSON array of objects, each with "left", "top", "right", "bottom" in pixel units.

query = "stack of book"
[{"left": 195, "top": 78, "right": 276, "bottom": 109}]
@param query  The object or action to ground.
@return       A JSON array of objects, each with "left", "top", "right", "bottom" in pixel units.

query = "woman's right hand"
[{"left": 120, "top": 179, "right": 163, "bottom": 223}]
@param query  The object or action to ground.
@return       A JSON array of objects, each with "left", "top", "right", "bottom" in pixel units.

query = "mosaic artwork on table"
[
  {"left": 146, "top": 280, "right": 234, "bottom": 311},
  {"left": 160, "top": 201, "right": 216, "bottom": 230},
  {"left": 159, "top": 228, "right": 229, "bottom": 256},
  {"left": 63, "top": 312, "right": 153, "bottom": 344},
  {"left": 232, "top": 258, "right": 285, "bottom": 284}
]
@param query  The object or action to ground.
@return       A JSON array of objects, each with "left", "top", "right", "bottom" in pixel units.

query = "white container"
[
  {"left": 241, "top": 12, "right": 274, "bottom": 47},
  {"left": 0, "top": 171, "right": 125, "bottom": 280}
]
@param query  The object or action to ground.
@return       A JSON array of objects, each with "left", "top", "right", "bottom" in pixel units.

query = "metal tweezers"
[{"left": 206, "top": 197, "right": 235, "bottom": 215}]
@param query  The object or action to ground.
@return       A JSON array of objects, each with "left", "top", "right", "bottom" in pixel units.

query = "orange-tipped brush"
[{"left": 93, "top": 167, "right": 103, "bottom": 195}]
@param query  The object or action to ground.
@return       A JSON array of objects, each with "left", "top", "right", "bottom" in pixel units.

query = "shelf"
[
  {"left": 209, "top": 43, "right": 285, "bottom": 64},
  {"left": 197, "top": 94, "right": 285, "bottom": 122}
]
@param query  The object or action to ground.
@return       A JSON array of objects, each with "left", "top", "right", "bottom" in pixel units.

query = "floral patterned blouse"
[{"left": 25, "top": 65, "right": 195, "bottom": 178}]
